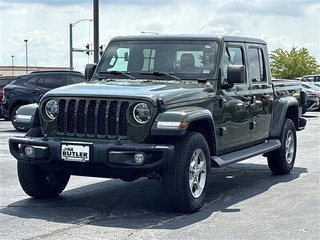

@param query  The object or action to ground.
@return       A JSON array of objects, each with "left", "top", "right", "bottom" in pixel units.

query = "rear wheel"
[
  {"left": 17, "top": 127, "right": 70, "bottom": 198},
  {"left": 162, "top": 132, "right": 211, "bottom": 213},
  {"left": 267, "top": 118, "right": 296, "bottom": 174}
]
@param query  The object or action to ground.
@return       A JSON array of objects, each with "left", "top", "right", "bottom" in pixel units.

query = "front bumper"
[
  {"left": 306, "top": 99, "right": 319, "bottom": 111},
  {"left": 9, "top": 136, "right": 174, "bottom": 178}
]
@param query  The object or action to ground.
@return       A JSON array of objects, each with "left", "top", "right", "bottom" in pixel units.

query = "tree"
[{"left": 269, "top": 47, "right": 320, "bottom": 79}]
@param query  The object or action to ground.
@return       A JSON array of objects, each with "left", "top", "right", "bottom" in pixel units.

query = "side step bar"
[{"left": 211, "top": 139, "right": 281, "bottom": 168}]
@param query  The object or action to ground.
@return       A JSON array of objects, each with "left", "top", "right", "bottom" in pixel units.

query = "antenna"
[{"left": 141, "top": 31, "right": 158, "bottom": 35}]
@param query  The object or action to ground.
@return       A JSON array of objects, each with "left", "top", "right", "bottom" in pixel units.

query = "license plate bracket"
[{"left": 61, "top": 142, "right": 91, "bottom": 162}]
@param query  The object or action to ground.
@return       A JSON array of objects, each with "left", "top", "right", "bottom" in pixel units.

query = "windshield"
[
  {"left": 95, "top": 40, "right": 218, "bottom": 79},
  {"left": 302, "top": 83, "right": 320, "bottom": 91}
]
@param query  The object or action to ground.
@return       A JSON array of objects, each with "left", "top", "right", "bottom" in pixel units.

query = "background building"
[{"left": 0, "top": 66, "right": 70, "bottom": 77}]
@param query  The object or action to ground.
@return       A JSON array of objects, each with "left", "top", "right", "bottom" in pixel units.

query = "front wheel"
[
  {"left": 267, "top": 118, "right": 297, "bottom": 174},
  {"left": 17, "top": 127, "right": 70, "bottom": 198},
  {"left": 162, "top": 132, "right": 211, "bottom": 213}
]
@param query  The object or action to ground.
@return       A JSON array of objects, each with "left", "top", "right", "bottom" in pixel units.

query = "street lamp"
[
  {"left": 24, "top": 39, "right": 28, "bottom": 74},
  {"left": 11, "top": 55, "right": 14, "bottom": 76},
  {"left": 69, "top": 19, "right": 93, "bottom": 70}
]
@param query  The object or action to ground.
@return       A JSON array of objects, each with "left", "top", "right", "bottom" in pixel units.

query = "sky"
[{"left": 0, "top": 0, "right": 319, "bottom": 73}]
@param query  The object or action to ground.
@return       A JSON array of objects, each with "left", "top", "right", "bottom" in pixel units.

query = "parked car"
[
  {"left": 0, "top": 76, "right": 16, "bottom": 119},
  {"left": 301, "top": 82, "right": 320, "bottom": 110},
  {"left": 1, "top": 70, "right": 85, "bottom": 131},
  {"left": 300, "top": 75, "right": 320, "bottom": 83},
  {"left": 300, "top": 85, "right": 319, "bottom": 114}
]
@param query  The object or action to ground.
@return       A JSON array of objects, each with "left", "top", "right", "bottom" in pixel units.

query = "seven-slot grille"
[{"left": 56, "top": 99, "right": 129, "bottom": 139}]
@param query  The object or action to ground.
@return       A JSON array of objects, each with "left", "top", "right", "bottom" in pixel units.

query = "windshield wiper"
[
  {"left": 140, "top": 71, "right": 181, "bottom": 81},
  {"left": 98, "top": 71, "right": 136, "bottom": 80}
]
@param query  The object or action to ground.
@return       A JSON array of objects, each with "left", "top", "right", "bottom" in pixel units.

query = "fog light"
[
  {"left": 134, "top": 152, "right": 145, "bottom": 164},
  {"left": 24, "top": 146, "right": 34, "bottom": 156}
]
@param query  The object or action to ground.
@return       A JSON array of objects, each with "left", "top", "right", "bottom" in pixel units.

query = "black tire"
[
  {"left": 162, "top": 132, "right": 211, "bottom": 213},
  {"left": 267, "top": 118, "right": 297, "bottom": 174},
  {"left": 17, "top": 127, "right": 70, "bottom": 199},
  {"left": 11, "top": 105, "right": 21, "bottom": 122}
]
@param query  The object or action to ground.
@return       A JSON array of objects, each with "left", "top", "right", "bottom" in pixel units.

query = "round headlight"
[
  {"left": 133, "top": 103, "right": 151, "bottom": 124},
  {"left": 45, "top": 100, "right": 59, "bottom": 120}
]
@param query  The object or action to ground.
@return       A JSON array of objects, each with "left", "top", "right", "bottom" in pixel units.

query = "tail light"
[
  {"left": 1, "top": 86, "right": 15, "bottom": 102},
  {"left": 2, "top": 86, "right": 15, "bottom": 95}
]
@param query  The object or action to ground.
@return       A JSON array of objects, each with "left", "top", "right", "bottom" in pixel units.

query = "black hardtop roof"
[
  {"left": 29, "top": 70, "right": 83, "bottom": 75},
  {"left": 15, "top": 70, "right": 84, "bottom": 79},
  {"left": 109, "top": 34, "right": 266, "bottom": 45},
  {"left": 302, "top": 74, "right": 320, "bottom": 77}
]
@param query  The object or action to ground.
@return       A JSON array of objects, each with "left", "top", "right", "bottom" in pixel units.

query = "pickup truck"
[{"left": 9, "top": 35, "right": 307, "bottom": 213}]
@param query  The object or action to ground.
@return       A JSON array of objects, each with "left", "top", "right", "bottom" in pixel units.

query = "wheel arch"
[
  {"left": 15, "top": 103, "right": 41, "bottom": 129},
  {"left": 187, "top": 118, "right": 217, "bottom": 156},
  {"left": 9, "top": 99, "right": 33, "bottom": 120},
  {"left": 270, "top": 97, "right": 299, "bottom": 138},
  {"left": 151, "top": 106, "right": 217, "bottom": 156}
]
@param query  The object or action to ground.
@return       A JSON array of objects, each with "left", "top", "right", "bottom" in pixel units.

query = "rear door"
[
  {"left": 246, "top": 45, "right": 273, "bottom": 142},
  {"left": 217, "top": 44, "right": 252, "bottom": 152},
  {"left": 28, "top": 74, "right": 64, "bottom": 102}
]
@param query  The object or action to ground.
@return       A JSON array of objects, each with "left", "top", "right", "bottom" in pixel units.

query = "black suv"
[
  {"left": 0, "top": 76, "right": 16, "bottom": 119},
  {"left": 1, "top": 70, "right": 85, "bottom": 128}
]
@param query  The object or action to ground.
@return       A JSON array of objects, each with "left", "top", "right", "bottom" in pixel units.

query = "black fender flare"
[
  {"left": 270, "top": 96, "right": 299, "bottom": 138},
  {"left": 151, "top": 106, "right": 214, "bottom": 135},
  {"left": 15, "top": 103, "right": 40, "bottom": 128}
]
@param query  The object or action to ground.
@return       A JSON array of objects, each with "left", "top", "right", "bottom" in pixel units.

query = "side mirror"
[
  {"left": 299, "top": 90, "right": 307, "bottom": 106},
  {"left": 84, "top": 63, "right": 97, "bottom": 81},
  {"left": 227, "top": 65, "right": 245, "bottom": 84}
]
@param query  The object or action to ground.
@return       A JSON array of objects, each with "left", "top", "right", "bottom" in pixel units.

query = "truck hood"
[{"left": 43, "top": 80, "right": 214, "bottom": 106}]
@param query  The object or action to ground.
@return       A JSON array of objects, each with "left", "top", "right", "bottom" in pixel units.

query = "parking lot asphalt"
[{"left": 0, "top": 112, "right": 319, "bottom": 240}]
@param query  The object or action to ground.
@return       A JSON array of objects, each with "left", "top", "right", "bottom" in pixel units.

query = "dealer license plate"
[{"left": 61, "top": 143, "right": 90, "bottom": 162}]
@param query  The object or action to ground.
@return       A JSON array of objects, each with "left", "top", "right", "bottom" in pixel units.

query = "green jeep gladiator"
[{"left": 9, "top": 35, "right": 307, "bottom": 213}]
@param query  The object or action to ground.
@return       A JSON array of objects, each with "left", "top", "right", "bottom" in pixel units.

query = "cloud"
[
  {"left": 0, "top": 0, "right": 319, "bottom": 72},
  {"left": 261, "top": 34, "right": 320, "bottom": 63}
]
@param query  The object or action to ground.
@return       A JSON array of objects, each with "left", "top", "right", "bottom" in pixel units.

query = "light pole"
[
  {"left": 11, "top": 55, "right": 14, "bottom": 76},
  {"left": 69, "top": 19, "right": 93, "bottom": 70},
  {"left": 24, "top": 39, "right": 28, "bottom": 74}
]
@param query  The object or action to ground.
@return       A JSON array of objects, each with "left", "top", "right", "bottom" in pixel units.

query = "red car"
[{"left": 0, "top": 76, "right": 16, "bottom": 119}]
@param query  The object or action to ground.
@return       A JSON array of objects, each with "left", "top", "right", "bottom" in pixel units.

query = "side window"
[
  {"left": 248, "top": 48, "right": 265, "bottom": 82},
  {"left": 308, "top": 76, "right": 315, "bottom": 82},
  {"left": 223, "top": 46, "right": 243, "bottom": 81},
  {"left": 25, "top": 76, "right": 40, "bottom": 86},
  {"left": 34, "top": 76, "right": 44, "bottom": 87},
  {"left": 36, "top": 75, "right": 63, "bottom": 88},
  {"left": 66, "top": 76, "right": 85, "bottom": 85}
]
